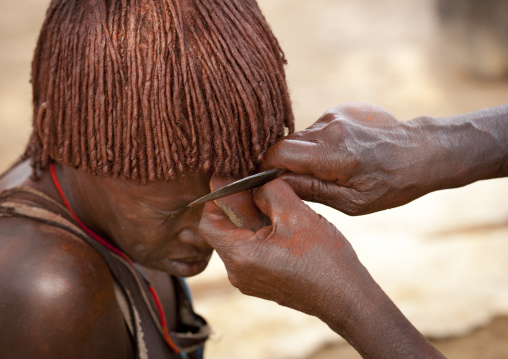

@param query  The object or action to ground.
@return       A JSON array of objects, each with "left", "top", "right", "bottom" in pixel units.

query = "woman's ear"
[{"left": 36, "top": 102, "right": 47, "bottom": 141}]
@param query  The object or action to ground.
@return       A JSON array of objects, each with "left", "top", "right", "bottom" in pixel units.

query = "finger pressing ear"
[{"left": 198, "top": 201, "right": 253, "bottom": 248}]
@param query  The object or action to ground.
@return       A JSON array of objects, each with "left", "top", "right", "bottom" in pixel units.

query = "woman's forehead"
[{"left": 100, "top": 172, "right": 213, "bottom": 205}]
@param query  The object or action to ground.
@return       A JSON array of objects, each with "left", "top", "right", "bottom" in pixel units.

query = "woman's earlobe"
[{"left": 36, "top": 102, "right": 47, "bottom": 141}]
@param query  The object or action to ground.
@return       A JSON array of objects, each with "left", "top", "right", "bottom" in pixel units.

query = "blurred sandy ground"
[{"left": 1, "top": 0, "right": 508, "bottom": 358}]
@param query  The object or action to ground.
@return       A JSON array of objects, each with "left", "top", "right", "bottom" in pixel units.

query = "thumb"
[
  {"left": 198, "top": 201, "right": 253, "bottom": 250},
  {"left": 252, "top": 178, "right": 309, "bottom": 222}
]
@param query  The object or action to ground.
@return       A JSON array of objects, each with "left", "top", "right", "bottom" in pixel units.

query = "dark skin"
[
  {"left": 261, "top": 102, "right": 508, "bottom": 215},
  {"left": 200, "top": 179, "right": 445, "bottom": 358},
  {"left": 0, "top": 161, "right": 213, "bottom": 358},
  {"left": 199, "top": 102, "right": 508, "bottom": 358},
  {"left": 1, "top": 101, "right": 505, "bottom": 358}
]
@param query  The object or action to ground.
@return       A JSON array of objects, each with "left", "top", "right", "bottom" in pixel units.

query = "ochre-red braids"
[{"left": 24, "top": 0, "right": 294, "bottom": 183}]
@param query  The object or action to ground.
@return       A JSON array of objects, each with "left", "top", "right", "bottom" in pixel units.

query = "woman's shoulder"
[
  {"left": 0, "top": 214, "right": 112, "bottom": 281},
  {"left": 0, "top": 216, "right": 133, "bottom": 358}
]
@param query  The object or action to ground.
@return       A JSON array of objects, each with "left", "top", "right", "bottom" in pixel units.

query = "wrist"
[
  {"left": 410, "top": 109, "right": 508, "bottom": 191},
  {"left": 404, "top": 116, "right": 460, "bottom": 193},
  {"left": 379, "top": 117, "right": 444, "bottom": 203}
]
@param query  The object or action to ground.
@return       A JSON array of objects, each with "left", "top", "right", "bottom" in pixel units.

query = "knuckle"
[
  {"left": 227, "top": 272, "right": 242, "bottom": 289},
  {"left": 346, "top": 207, "right": 363, "bottom": 216},
  {"left": 307, "top": 179, "right": 318, "bottom": 202},
  {"left": 341, "top": 197, "right": 365, "bottom": 216},
  {"left": 326, "top": 118, "right": 347, "bottom": 135},
  {"left": 321, "top": 105, "right": 347, "bottom": 122}
]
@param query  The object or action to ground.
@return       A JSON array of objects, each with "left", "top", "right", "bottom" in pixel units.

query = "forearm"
[
  {"left": 411, "top": 104, "right": 508, "bottom": 193},
  {"left": 314, "top": 270, "right": 445, "bottom": 359}
]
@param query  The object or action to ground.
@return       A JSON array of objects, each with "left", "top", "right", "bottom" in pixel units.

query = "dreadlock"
[{"left": 24, "top": 0, "right": 294, "bottom": 183}]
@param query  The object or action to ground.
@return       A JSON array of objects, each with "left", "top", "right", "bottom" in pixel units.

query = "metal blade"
[{"left": 187, "top": 168, "right": 285, "bottom": 207}]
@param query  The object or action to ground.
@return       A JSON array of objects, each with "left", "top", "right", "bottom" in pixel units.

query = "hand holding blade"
[{"left": 187, "top": 168, "right": 285, "bottom": 207}]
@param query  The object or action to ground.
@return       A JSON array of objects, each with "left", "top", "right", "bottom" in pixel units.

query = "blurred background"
[{"left": 1, "top": 0, "right": 507, "bottom": 358}]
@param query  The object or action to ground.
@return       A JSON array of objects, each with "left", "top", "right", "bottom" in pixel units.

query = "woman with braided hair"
[{"left": 0, "top": 0, "right": 293, "bottom": 357}]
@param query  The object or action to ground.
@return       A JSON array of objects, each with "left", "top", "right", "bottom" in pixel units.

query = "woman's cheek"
[{"left": 112, "top": 217, "right": 167, "bottom": 252}]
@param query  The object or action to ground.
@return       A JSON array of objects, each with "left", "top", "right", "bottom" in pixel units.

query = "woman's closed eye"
[{"left": 142, "top": 203, "right": 188, "bottom": 220}]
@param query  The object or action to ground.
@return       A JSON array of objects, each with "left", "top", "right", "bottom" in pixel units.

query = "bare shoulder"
[{"left": 0, "top": 217, "right": 133, "bottom": 358}]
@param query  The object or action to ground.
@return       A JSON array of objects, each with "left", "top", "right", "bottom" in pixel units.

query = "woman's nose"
[{"left": 178, "top": 229, "right": 212, "bottom": 249}]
